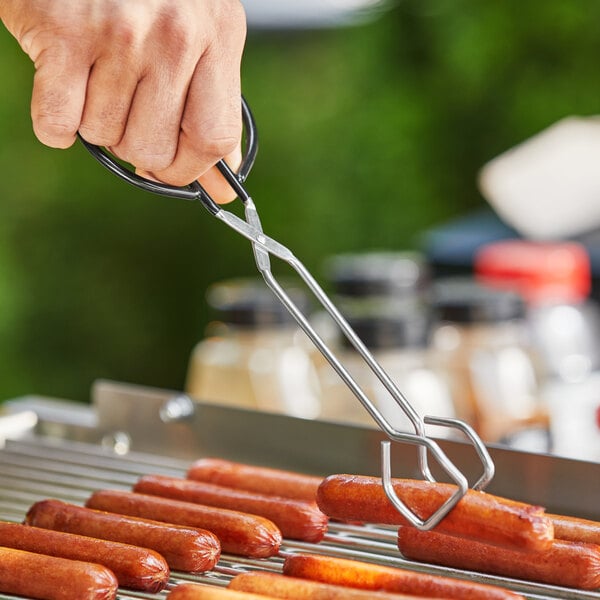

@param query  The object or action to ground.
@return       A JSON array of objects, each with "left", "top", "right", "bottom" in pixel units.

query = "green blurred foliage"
[{"left": 0, "top": 0, "right": 599, "bottom": 402}]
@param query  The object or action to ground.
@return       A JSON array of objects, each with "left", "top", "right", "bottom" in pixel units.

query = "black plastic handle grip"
[{"left": 78, "top": 96, "right": 258, "bottom": 214}]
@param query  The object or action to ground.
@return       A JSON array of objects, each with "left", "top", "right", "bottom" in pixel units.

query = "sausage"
[
  {"left": 187, "top": 458, "right": 322, "bottom": 502},
  {"left": 134, "top": 474, "right": 329, "bottom": 542},
  {"left": 229, "top": 571, "right": 440, "bottom": 599},
  {"left": 0, "top": 545, "right": 118, "bottom": 600},
  {"left": 0, "top": 519, "right": 168, "bottom": 592},
  {"left": 283, "top": 553, "right": 525, "bottom": 600},
  {"left": 397, "top": 525, "right": 600, "bottom": 591},
  {"left": 317, "top": 474, "right": 553, "bottom": 551},
  {"left": 86, "top": 489, "right": 282, "bottom": 558},
  {"left": 548, "top": 512, "right": 600, "bottom": 545},
  {"left": 25, "top": 498, "right": 220, "bottom": 572},
  {"left": 167, "top": 582, "right": 277, "bottom": 599}
]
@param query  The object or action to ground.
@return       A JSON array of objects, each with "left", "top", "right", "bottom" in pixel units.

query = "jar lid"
[
  {"left": 343, "top": 307, "right": 432, "bottom": 350},
  {"left": 326, "top": 251, "right": 429, "bottom": 297},
  {"left": 431, "top": 277, "right": 526, "bottom": 323},
  {"left": 207, "top": 278, "right": 309, "bottom": 327},
  {"left": 475, "top": 240, "right": 591, "bottom": 304}
]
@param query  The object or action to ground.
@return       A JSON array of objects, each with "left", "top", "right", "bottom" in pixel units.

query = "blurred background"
[{"left": 0, "top": 0, "right": 599, "bottom": 418}]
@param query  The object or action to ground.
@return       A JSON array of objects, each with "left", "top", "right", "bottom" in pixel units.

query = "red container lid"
[{"left": 474, "top": 240, "right": 591, "bottom": 304}]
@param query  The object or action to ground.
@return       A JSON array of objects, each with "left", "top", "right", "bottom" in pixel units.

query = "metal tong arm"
[{"left": 214, "top": 198, "right": 494, "bottom": 528}]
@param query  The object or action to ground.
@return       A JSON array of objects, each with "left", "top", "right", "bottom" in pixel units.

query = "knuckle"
[
  {"left": 210, "top": 1, "right": 247, "bottom": 50},
  {"left": 188, "top": 116, "right": 242, "bottom": 162},
  {"left": 107, "top": 15, "right": 138, "bottom": 49},
  {"left": 152, "top": 6, "right": 197, "bottom": 60},
  {"left": 77, "top": 124, "right": 120, "bottom": 148},
  {"left": 199, "top": 130, "right": 240, "bottom": 162},
  {"left": 215, "top": 0, "right": 246, "bottom": 30},
  {"left": 79, "top": 105, "right": 128, "bottom": 147},
  {"left": 33, "top": 122, "right": 76, "bottom": 148},
  {"left": 32, "top": 109, "right": 79, "bottom": 148}
]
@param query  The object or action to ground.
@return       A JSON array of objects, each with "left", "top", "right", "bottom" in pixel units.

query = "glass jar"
[
  {"left": 315, "top": 290, "right": 455, "bottom": 431},
  {"left": 475, "top": 240, "right": 600, "bottom": 459},
  {"left": 316, "top": 251, "right": 447, "bottom": 428},
  {"left": 185, "top": 278, "right": 321, "bottom": 418},
  {"left": 430, "top": 277, "right": 548, "bottom": 448},
  {"left": 475, "top": 240, "right": 600, "bottom": 381}
]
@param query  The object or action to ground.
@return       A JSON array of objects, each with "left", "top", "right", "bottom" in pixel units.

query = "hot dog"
[
  {"left": 25, "top": 498, "right": 220, "bottom": 572},
  {"left": 283, "top": 553, "right": 524, "bottom": 600},
  {"left": 397, "top": 525, "right": 600, "bottom": 591},
  {"left": 134, "top": 474, "right": 328, "bottom": 542},
  {"left": 167, "top": 582, "right": 277, "bottom": 599},
  {"left": 86, "top": 489, "right": 282, "bottom": 558},
  {"left": 0, "top": 520, "right": 168, "bottom": 592},
  {"left": 0, "top": 545, "right": 118, "bottom": 600},
  {"left": 317, "top": 474, "right": 553, "bottom": 551},
  {"left": 548, "top": 512, "right": 600, "bottom": 545},
  {"left": 187, "top": 458, "right": 322, "bottom": 502},
  {"left": 229, "top": 571, "right": 439, "bottom": 599}
]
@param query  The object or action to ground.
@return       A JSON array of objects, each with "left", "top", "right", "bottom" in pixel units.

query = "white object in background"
[
  {"left": 479, "top": 116, "right": 600, "bottom": 239},
  {"left": 544, "top": 374, "right": 600, "bottom": 462},
  {"left": 241, "top": 0, "right": 388, "bottom": 29}
]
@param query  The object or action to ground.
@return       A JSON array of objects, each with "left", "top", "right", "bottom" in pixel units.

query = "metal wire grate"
[{"left": 0, "top": 435, "right": 598, "bottom": 600}]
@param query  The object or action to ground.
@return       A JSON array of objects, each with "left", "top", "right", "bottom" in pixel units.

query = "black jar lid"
[
  {"left": 343, "top": 306, "right": 432, "bottom": 351},
  {"left": 431, "top": 277, "right": 525, "bottom": 323},
  {"left": 326, "top": 251, "right": 429, "bottom": 298},
  {"left": 207, "top": 278, "right": 309, "bottom": 327}
]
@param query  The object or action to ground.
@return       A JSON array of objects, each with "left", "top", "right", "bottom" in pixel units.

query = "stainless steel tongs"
[{"left": 79, "top": 97, "right": 495, "bottom": 530}]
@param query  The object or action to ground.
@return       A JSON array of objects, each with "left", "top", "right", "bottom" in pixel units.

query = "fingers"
[
  {"left": 197, "top": 143, "right": 243, "bottom": 204},
  {"left": 149, "top": 68, "right": 243, "bottom": 200},
  {"left": 78, "top": 56, "right": 139, "bottom": 148},
  {"left": 114, "top": 42, "right": 243, "bottom": 202},
  {"left": 136, "top": 143, "right": 242, "bottom": 204},
  {"left": 109, "top": 70, "right": 186, "bottom": 175},
  {"left": 30, "top": 50, "right": 89, "bottom": 149}
]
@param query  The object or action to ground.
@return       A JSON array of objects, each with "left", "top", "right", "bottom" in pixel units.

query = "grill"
[{"left": 1, "top": 379, "right": 600, "bottom": 600}]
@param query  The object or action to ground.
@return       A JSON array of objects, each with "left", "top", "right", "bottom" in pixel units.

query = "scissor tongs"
[{"left": 79, "top": 97, "right": 494, "bottom": 530}]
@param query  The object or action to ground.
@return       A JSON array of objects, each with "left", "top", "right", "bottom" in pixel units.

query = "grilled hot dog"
[
  {"left": 25, "top": 498, "right": 220, "bottom": 572},
  {"left": 0, "top": 520, "right": 168, "bottom": 592},
  {"left": 229, "top": 571, "right": 439, "bottom": 599},
  {"left": 86, "top": 489, "right": 282, "bottom": 558},
  {"left": 0, "top": 545, "right": 118, "bottom": 600},
  {"left": 167, "top": 582, "right": 276, "bottom": 599},
  {"left": 317, "top": 474, "right": 553, "bottom": 551},
  {"left": 134, "top": 474, "right": 328, "bottom": 542},
  {"left": 548, "top": 512, "right": 600, "bottom": 545},
  {"left": 283, "top": 553, "right": 524, "bottom": 600},
  {"left": 397, "top": 525, "right": 600, "bottom": 591},
  {"left": 187, "top": 458, "right": 323, "bottom": 502}
]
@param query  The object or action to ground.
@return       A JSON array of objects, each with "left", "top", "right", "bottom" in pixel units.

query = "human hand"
[{"left": 0, "top": 0, "right": 246, "bottom": 202}]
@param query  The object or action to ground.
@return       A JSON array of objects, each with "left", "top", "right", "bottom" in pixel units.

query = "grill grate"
[{"left": 0, "top": 435, "right": 599, "bottom": 600}]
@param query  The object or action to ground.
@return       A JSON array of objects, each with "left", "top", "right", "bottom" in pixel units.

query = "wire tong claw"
[{"left": 79, "top": 97, "right": 494, "bottom": 530}]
